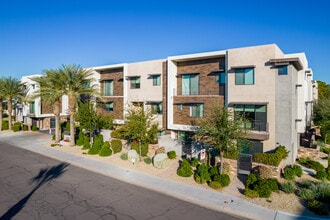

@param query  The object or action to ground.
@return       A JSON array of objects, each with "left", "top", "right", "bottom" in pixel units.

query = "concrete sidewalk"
[{"left": 0, "top": 132, "right": 326, "bottom": 220}]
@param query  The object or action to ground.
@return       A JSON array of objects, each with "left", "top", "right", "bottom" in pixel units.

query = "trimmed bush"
[
  {"left": 218, "top": 174, "right": 231, "bottom": 187},
  {"left": 190, "top": 157, "right": 199, "bottom": 167},
  {"left": 245, "top": 174, "right": 277, "bottom": 199},
  {"left": 31, "top": 126, "right": 39, "bottom": 131},
  {"left": 167, "top": 150, "right": 176, "bottom": 159},
  {"left": 280, "top": 181, "right": 295, "bottom": 194},
  {"left": 12, "top": 122, "right": 21, "bottom": 132},
  {"left": 144, "top": 157, "right": 152, "bottom": 164},
  {"left": 88, "top": 134, "right": 104, "bottom": 155},
  {"left": 82, "top": 140, "right": 91, "bottom": 150},
  {"left": 253, "top": 145, "right": 289, "bottom": 166},
  {"left": 245, "top": 188, "right": 259, "bottom": 198},
  {"left": 2, "top": 120, "right": 9, "bottom": 130},
  {"left": 23, "top": 124, "right": 29, "bottom": 131},
  {"left": 315, "top": 170, "right": 328, "bottom": 180},
  {"left": 194, "top": 163, "right": 211, "bottom": 184},
  {"left": 111, "top": 139, "right": 122, "bottom": 154},
  {"left": 99, "top": 142, "right": 112, "bottom": 157},
  {"left": 120, "top": 153, "right": 128, "bottom": 160},
  {"left": 76, "top": 132, "right": 85, "bottom": 146},
  {"left": 209, "top": 181, "right": 222, "bottom": 189},
  {"left": 177, "top": 159, "right": 193, "bottom": 177},
  {"left": 110, "top": 127, "right": 127, "bottom": 139}
]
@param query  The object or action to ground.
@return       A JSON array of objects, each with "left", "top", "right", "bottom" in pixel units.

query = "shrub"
[
  {"left": 76, "top": 132, "right": 85, "bottom": 146},
  {"left": 327, "top": 167, "right": 330, "bottom": 181},
  {"left": 266, "top": 178, "right": 279, "bottom": 192},
  {"left": 245, "top": 188, "right": 259, "bottom": 198},
  {"left": 299, "top": 157, "right": 326, "bottom": 173},
  {"left": 283, "top": 167, "right": 296, "bottom": 180},
  {"left": 31, "top": 126, "right": 39, "bottom": 131},
  {"left": 257, "top": 184, "right": 272, "bottom": 198},
  {"left": 218, "top": 174, "right": 231, "bottom": 187},
  {"left": 144, "top": 157, "right": 152, "bottom": 164},
  {"left": 292, "top": 164, "right": 303, "bottom": 177},
  {"left": 190, "top": 157, "right": 199, "bottom": 167},
  {"left": 23, "top": 124, "right": 29, "bottom": 131},
  {"left": 209, "top": 181, "right": 222, "bottom": 189},
  {"left": 12, "top": 122, "right": 21, "bottom": 132},
  {"left": 307, "top": 200, "right": 328, "bottom": 215},
  {"left": 110, "top": 127, "right": 127, "bottom": 139},
  {"left": 97, "top": 114, "right": 113, "bottom": 130},
  {"left": 209, "top": 166, "right": 220, "bottom": 177},
  {"left": 111, "top": 139, "right": 122, "bottom": 154},
  {"left": 315, "top": 170, "right": 328, "bottom": 180},
  {"left": 2, "top": 120, "right": 9, "bottom": 130},
  {"left": 167, "top": 150, "right": 176, "bottom": 159},
  {"left": 246, "top": 174, "right": 258, "bottom": 188},
  {"left": 223, "top": 147, "right": 240, "bottom": 160},
  {"left": 245, "top": 174, "right": 276, "bottom": 198},
  {"left": 194, "top": 163, "right": 211, "bottom": 184},
  {"left": 82, "top": 140, "right": 91, "bottom": 150},
  {"left": 177, "top": 159, "right": 193, "bottom": 177},
  {"left": 88, "top": 134, "right": 104, "bottom": 155},
  {"left": 131, "top": 140, "right": 148, "bottom": 157},
  {"left": 99, "top": 142, "right": 112, "bottom": 157},
  {"left": 253, "top": 145, "right": 289, "bottom": 166},
  {"left": 120, "top": 153, "right": 128, "bottom": 160},
  {"left": 280, "top": 181, "right": 295, "bottom": 194},
  {"left": 298, "top": 188, "right": 316, "bottom": 201}
]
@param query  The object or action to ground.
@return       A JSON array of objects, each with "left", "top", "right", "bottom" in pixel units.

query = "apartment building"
[{"left": 21, "top": 44, "right": 316, "bottom": 164}]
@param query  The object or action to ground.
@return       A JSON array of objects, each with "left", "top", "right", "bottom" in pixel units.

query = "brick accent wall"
[
  {"left": 173, "top": 96, "right": 224, "bottom": 125},
  {"left": 177, "top": 57, "right": 225, "bottom": 96},
  {"left": 41, "top": 99, "right": 54, "bottom": 114},
  {"left": 97, "top": 97, "right": 124, "bottom": 119},
  {"left": 100, "top": 68, "right": 124, "bottom": 96}
]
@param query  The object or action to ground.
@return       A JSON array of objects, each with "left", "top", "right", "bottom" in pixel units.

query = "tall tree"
[
  {"left": 30, "top": 70, "right": 66, "bottom": 143},
  {"left": 76, "top": 101, "right": 97, "bottom": 143},
  {"left": 59, "top": 64, "right": 100, "bottom": 146},
  {"left": 2, "top": 77, "right": 26, "bottom": 130},
  {"left": 196, "top": 106, "right": 247, "bottom": 174},
  {"left": 316, "top": 81, "right": 330, "bottom": 100}
]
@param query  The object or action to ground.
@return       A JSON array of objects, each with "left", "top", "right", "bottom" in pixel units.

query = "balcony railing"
[{"left": 243, "top": 121, "right": 268, "bottom": 132}]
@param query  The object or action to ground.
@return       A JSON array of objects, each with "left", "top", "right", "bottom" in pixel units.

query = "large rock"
[
  {"left": 128, "top": 150, "right": 139, "bottom": 164},
  {"left": 153, "top": 153, "right": 169, "bottom": 169}
]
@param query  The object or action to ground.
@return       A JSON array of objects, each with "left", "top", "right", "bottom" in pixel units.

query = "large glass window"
[
  {"left": 130, "top": 77, "right": 141, "bottom": 89},
  {"left": 190, "top": 104, "right": 204, "bottom": 117},
  {"left": 278, "top": 66, "right": 288, "bottom": 75},
  {"left": 30, "top": 101, "right": 35, "bottom": 114},
  {"left": 234, "top": 104, "right": 267, "bottom": 131},
  {"left": 102, "top": 80, "right": 113, "bottom": 96},
  {"left": 235, "top": 68, "right": 254, "bottom": 85},
  {"left": 152, "top": 75, "right": 161, "bottom": 86},
  {"left": 216, "top": 72, "right": 226, "bottom": 84},
  {"left": 182, "top": 74, "right": 199, "bottom": 95}
]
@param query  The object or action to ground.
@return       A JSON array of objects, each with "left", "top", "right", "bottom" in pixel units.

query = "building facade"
[{"left": 21, "top": 44, "right": 317, "bottom": 164}]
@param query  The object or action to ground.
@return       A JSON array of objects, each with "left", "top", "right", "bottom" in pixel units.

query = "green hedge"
[
  {"left": 245, "top": 174, "right": 278, "bottom": 198},
  {"left": 99, "top": 142, "right": 112, "bottom": 157},
  {"left": 253, "top": 145, "right": 289, "bottom": 166},
  {"left": 167, "top": 150, "right": 176, "bottom": 159},
  {"left": 111, "top": 139, "right": 122, "bottom": 154},
  {"left": 177, "top": 159, "right": 193, "bottom": 177}
]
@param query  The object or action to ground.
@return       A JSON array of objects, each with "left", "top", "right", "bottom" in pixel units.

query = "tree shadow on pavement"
[{"left": 0, "top": 162, "right": 69, "bottom": 220}]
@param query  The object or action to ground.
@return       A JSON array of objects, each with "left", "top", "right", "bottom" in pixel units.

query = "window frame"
[
  {"left": 235, "top": 68, "right": 254, "bottom": 85},
  {"left": 278, "top": 65, "right": 288, "bottom": 75},
  {"left": 102, "top": 80, "right": 114, "bottom": 96},
  {"left": 130, "top": 77, "right": 141, "bottom": 89},
  {"left": 182, "top": 73, "right": 199, "bottom": 95},
  {"left": 105, "top": 101, "right": 114, "bottom": 112},
  {"left": 190, "top": 104, "right": 204, "bottom": 118},
  {"left": 152, "top": 75, "right": 161, "bottom": 86}
]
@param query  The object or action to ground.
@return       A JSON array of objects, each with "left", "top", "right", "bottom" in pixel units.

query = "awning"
[{"left": 269, "top": 58, "right": 303, "bottom": 70}]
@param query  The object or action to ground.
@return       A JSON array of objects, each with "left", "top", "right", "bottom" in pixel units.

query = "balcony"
[{"left": 244, "top": 122, "right": 269, "bottom": 141}]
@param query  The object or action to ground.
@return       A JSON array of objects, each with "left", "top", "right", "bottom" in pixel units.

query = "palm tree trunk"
[
  {"left": 8, "top": 99, "right": 12, "bottom": 130},
  {"left": 54, "top": 101, "right": 61, "bottom": 143}
]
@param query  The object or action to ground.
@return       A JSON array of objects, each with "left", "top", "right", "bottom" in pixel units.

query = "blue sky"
[{"left": 1, "top": 0, "right": 329, "bottom": 83}]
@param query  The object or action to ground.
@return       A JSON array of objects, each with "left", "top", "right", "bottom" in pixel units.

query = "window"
[
  {"left": 105, "top": 102, "right": 114, "bottom": 112},
  {"left": 190, "top": 104, "right": 204, "bottom": 117},
  {"left": 234, "top": 104, "right": 267, "bottom": 131},
  {"left": 177, "top": 104, "right": 183, "bottom": 111},
  {"left": 182, "top": 74, "right": 199, "bottom": 95},
  {"left": 30, "top": 101, "right": 35, "bottom": 114},
  {"left": 150, "top": 102, "right": 162, "bottom": 114},
  {"left": 216, "top": 72, "right": 226, "bottom": 84},
  {"left": 235, "top": 68, "right": 254, "bottom": 85},
  {"left": 152, "top": 75, "right": 161, "bottom": 86},
  {"left": 278, "top": 66, "right": 288, "bottom": 75},
  {"left": 102, "top": 80, "right": 113, "bottom": 96},
  {"left": 130, "top": 77, "right": 141, "bottom": 89}
]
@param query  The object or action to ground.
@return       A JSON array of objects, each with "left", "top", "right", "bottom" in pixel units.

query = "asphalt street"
[{"left": 0, "top": 138, "right": 244, "bottom": 220}]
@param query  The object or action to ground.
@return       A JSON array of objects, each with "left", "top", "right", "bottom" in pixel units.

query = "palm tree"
[
  {"left": 2, "top": 77, "right": 26, "bottom": 131},
  {"left": 0, "top": 78, "right": 5, "bottom": 131},
  {"left": 30, "top": 70, "right": 67, "bottom": 143},
  {"left": 59, "top": 64, "right": 100, "bottom": 146}
]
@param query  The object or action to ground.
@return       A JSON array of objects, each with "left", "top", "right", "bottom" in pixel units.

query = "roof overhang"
[{"left": 269, "top": 58, "right": 303, "bottom": 71}]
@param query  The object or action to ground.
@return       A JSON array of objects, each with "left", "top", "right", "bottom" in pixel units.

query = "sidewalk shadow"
[{"left": 0, "top": 162, "right": 69, "bottom": 220}]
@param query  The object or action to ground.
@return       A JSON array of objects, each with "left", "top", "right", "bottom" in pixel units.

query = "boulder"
[
  {"left": 128, "top": 150, "right": 139, "bottom": 164},
  {"left": 153, "top": 153, "right": 169, "bottom": 169}
]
